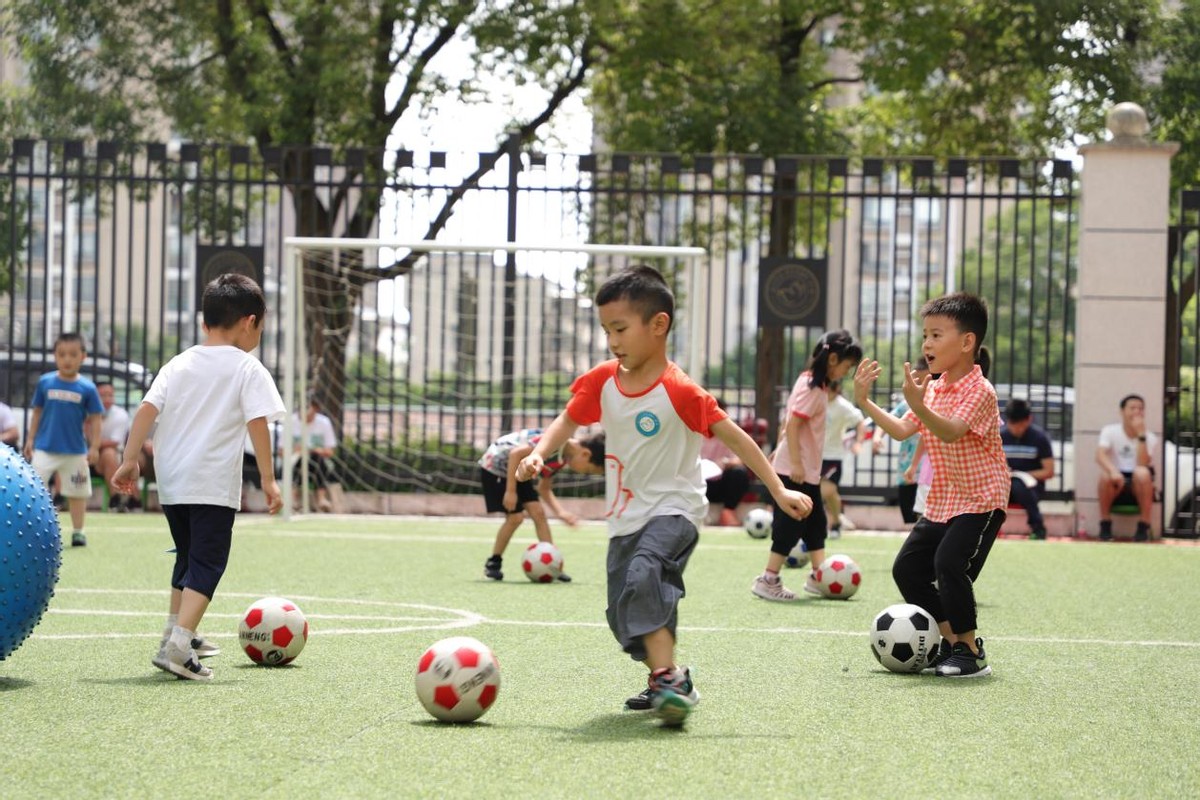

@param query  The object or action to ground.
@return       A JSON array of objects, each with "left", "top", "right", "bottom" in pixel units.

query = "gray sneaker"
[
  {"left": 751, "top": 574, "right": 798, "bottom": 602},
  {"left": 192, "top": 636, "right": 220, "bottom": 658},
  {"left": 163, "top": 640, "right": 213, "bottom": 682}
]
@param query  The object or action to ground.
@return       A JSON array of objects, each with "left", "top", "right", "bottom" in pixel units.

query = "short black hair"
[
  {"left": 1120, "top": 393, "right": 1145, "bottom": 410},
  {"left": 55, "top": 332, "right": 86, "bottom": 351},
  {"left": 202, "top": 273, "right": 266, "bottom": 330},
  {"left": 580, "top": 430, "right": 606, "bottom": 468},
  {"left": 594, "top": 265, "right": 674, "bottom": 332},
  {"left": 920, "top": 292, "right": 988, "bottom": 356},
  {"left": 96, "top": 381, "right": 113, "bottom": 390},
  {"left": 1004, "top": 398, "right": 1032, "bottom": 422}
]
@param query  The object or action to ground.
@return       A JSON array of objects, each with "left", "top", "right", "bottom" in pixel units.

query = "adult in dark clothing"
[{"left": 1000, "top": 399, "right": 1055, "bottom": 540}]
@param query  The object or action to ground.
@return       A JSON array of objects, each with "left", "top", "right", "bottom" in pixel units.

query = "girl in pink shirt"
[{"left": 752, "top": 330, "right": 863, "bottom": 602}]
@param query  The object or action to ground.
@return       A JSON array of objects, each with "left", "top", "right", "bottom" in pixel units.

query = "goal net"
[{"left": 278, "top": 238, "right": 707, "bottom": 518}]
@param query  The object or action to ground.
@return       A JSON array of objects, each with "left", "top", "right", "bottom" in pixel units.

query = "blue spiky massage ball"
[{"left": 0, "top": 446, "right": 61, "bottom": 661}]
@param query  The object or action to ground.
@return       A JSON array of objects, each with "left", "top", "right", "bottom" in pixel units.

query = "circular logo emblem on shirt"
[{"left": 635, "top": 411, "right": 661, "bottom": 437}]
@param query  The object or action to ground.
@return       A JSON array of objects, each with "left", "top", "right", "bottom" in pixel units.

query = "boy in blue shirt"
[{"left": 23, "top": 332, "right": 104, "bottom": 547}]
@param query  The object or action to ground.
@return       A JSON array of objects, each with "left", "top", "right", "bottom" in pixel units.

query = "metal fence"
[
  {"left": 1, "top": 139, "right": 1078, "bottom": 501},
  {"left": 1165, "top": 189, "right": 1200, "bottom": 537}
]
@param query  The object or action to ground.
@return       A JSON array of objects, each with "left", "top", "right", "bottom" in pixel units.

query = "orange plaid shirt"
[{"left": 903, "top": 365, "right": 1010, "bottom": 522}]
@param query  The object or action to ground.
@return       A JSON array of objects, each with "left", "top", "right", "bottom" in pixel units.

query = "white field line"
[{"left": 30, "top": 589, "right": 1200, "bottom": 649}]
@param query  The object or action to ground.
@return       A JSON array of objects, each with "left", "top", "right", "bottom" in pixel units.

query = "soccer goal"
[{"left": 279, "top": 237, "right": 707, "bottom": 519}]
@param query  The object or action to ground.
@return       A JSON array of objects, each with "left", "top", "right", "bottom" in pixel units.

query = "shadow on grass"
[
  {"left": 567, "top": 712, "right": 785, "bottom": 741},
  {"left": 408, "top": 719, "right": 500, "bottom": 730},
  {"left": 0, "top": 676, "right": 34, "bottom": 691}
]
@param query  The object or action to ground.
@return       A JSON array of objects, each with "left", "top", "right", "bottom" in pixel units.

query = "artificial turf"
[{"left": 2, "top": 513, "right": 1198, "bottom": 798}]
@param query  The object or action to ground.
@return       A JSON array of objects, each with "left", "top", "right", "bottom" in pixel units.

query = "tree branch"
[
  {"left": 810, "top": 74, "right": 864, "bottom": 91},
  {"left": 385, "top": 2, "right": 474, "bottom": 128},
  {"left": 251, "top": 0, "right": 297, "bottom": 78}
]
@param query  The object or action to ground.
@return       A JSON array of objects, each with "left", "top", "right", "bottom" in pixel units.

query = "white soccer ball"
[
  {"left": 813, "top": 553, "right": 862, "bottom": 599},
  {"left": 744, "top": 507, "right": 772, "bottom": 539},
  {"left": 522, "top": 541, "right": 564, "bottom": 583},
  {"left": 238, "top": 596, "right": 309, "bottom": 666},
  {"left": 785, "top": 540, "right": 809, "bottom": 569},
  {"left": 870, "top": 603, "right": 939, "bottom": 673},
  {"left": 415, "top": 636, "right": 501, "bottom": 723}
]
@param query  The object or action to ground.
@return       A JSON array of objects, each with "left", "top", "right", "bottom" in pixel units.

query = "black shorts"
[
  {"left": 480, "top": 468, "right": 539, "bottom": 514},
  {"left": 162, "top": 504, "right": 236, "bottom": 599},
  {"left": 821, "top": 459, "right": 843, "bottom": 485},
  {"left": 1114, "top": 469, "right": 1155, "bottom": 505}
]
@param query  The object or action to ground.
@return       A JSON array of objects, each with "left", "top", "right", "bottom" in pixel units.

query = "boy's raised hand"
[
  {"left": 901, "top": 361, "right": 931, "bottom": 410},
  {"left": 853, "top": 359, "right": 882, "bottom": 405},
  {"left": 515, "top": 453, "right": 543, "bottom": 482},
  {"left": 774, "top": 487, "right": 814, "bottom": 520}
]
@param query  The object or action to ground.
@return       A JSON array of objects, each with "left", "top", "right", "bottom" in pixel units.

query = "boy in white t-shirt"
[
  {"left": 820, "top": 380, "right": 867, "bottom": 538},
  {"left": 1096, "top": 393, "right": 1158, "bottom": 541},
  {"left": 516, "top": 265, "right": 811, "bottom": 727},
  {"left": 113, "top": 273, "right": 285, "bottom": 681}
]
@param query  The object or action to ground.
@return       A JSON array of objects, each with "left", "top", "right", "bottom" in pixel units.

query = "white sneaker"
[
  {"left": 803, "top": 572, "right": 823, "bottom": 596},
  {"left": 192, "top": 636, "right": 221, "bottom": 658},
  {"left": 751, "top": 574, "right": 798, "bottom": 602},
  {"left": 164, "top": 640, "right": 213, "bottom": 682},
  {"left": 839, "top": 513, "right": 856, "bottom": 530}
]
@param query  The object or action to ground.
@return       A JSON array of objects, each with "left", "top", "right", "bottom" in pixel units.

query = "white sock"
[{"left": 169, "top": 625, "right": 194, "bottom": 652}]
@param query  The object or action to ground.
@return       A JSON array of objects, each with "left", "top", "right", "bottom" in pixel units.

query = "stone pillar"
[{"left": 1074, "top": 103, "right": 1178, "bottom": 537}]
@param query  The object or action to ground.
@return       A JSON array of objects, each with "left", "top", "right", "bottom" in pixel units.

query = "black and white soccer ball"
[
  {"left": 870, "top": 603, "right": 938, "bottom": 673},
  {"left": 744, "top": 507, "right": 772, "bottom": 539},
  {"left": 784, "top": 540, "right": 809, "bottom": 569}
]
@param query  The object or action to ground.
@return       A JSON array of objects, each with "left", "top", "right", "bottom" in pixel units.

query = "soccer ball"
[
  {"left": 744, "top": 507, "right": 772, "bottom": 539},
  {"left": 238, "top": 596, "right": 309, "bottom": 666},
  {"left": 415, "top": 636, "right": 501, "bottom": 723},
  {"left": 784, "top": 540, "right": 809, "bottom": 569},
  {"left": 813, "top": 553, "right": 862, "bottom": 599},
  {"left": 870, "top": 603, "right": 938, "bottom": 673},
  {"left": 522, "top": 541, "right": 563, "bottom": 582}
]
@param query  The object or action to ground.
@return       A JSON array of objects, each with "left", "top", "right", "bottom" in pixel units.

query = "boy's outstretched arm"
[
  {"left": 711, "top": 419, "right": 812, "bottom": 520},
  {"left": 112, "top": 402, "right": 158, "bottom": 494},
  {"left": 853, "top": 359, "right": 919, "bottom": 441},
  {"left": 515, "top": 412, "right": 580, "bottom": 482},
  {"left": 247, "top": 416, "right": 283, "bottom": 514}
]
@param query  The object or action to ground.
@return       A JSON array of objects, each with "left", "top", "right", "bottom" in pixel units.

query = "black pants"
[
  {"left": 163, "top": 504, "right": 236, "bottom": 599},
  {"left": 897, "top": 482, "right": 919, "bottom": 524},
  {"left": 892, "top": 510, "right": 1004, "bottom": 634},
  {"left": 706, "top": 466, "right": 750, "bottom": 510},
  {"left": 1008, "top": 477, "right": 1044, "bottom": 528}
]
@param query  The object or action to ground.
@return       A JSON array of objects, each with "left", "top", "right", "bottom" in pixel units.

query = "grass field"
[{"left": 3, "top": 513, "right": 1200, "bottom": 799}]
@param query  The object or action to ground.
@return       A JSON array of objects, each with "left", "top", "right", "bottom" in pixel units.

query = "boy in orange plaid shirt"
[{"left": 853, "top": 293, "right": 1009, "bottom": 678}]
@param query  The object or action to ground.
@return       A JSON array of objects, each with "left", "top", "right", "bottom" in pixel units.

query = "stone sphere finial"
[{"left": 1107, "top": 102, "right": 1150, "bottom": 141}]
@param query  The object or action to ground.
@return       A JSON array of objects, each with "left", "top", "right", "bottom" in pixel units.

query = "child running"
[
  {"left": 516, "top": 265, "right": 811, "bottom": 727},
  {"left": 479, "top": 427, "right": 605, "bottom": 581},
  {"left": 853, "top": 292, "right": 1010, "bottom": 677},
  {"left": 752, "top": 330, "right": 862, "bottom": 601},
  {"left": 113, "top": 274, "right": 285, "bottom": 681}
]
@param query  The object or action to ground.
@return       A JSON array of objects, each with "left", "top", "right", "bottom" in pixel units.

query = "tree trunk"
[{"left": 757, "top": 173, "right": 797, "bottom": 444}]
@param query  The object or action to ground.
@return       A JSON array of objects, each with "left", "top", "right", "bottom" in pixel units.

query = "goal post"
[{"left": 280, "top": 237, "right": 708, "bottom": 519}]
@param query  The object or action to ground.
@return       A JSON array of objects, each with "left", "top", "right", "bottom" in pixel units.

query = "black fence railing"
[
  {"left": 1, "top": 140, "right": 1078, "bottom": 501},
  {"left": 1165, "top": 189, "right": 1200, "bottom": 537}
]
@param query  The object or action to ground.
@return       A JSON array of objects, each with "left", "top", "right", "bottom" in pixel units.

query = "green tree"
[
  {"left": 592, "top": 0, "right": 1153, "bottom": 427},
  {"left": 3, "top": 0, "right": 600, "bottom": 424}
]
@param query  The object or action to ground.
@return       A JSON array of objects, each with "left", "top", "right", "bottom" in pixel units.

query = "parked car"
[{"left": 0, "top": 350, "right": 154, "bottom": 448}]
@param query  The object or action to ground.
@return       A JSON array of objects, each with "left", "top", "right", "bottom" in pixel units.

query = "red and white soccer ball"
[
  {"left": 814, "top": 553, "right": 862, "bottom": 599},
  {"left": 522, "top": 541, "right": 563, "bottom": 583},
  {"left": 238, "top": 596, "right": 309, "bottom": 665},
  {"left": 415, "top": 636, "right": 501, "bottom": 723}
]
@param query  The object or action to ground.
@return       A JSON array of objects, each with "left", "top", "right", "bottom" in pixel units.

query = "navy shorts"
[
  {"left": 480, "top": 468, "right": 539, "bottom": 514},
  {"left": 162, "top": 504, "right": 236, "bottom": 599}
]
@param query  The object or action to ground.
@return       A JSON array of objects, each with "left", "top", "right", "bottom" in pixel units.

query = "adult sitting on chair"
[
  {"left": 701, "top": 398, "right": 752, "bottom": 526},
  {"left": 1096, "top": 394, "right": 1157, "bottom": 542},
  {"left": 94, "top": 381, "right": 138, "bottom": 510},
  {"left": 1000, "top": 399, "right": 1055, "bottom": 540},
  {"left": 287, "top": 397, "right": 340, "bottom": 512}
]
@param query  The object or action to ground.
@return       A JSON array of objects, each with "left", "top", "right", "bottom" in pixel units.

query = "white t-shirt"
[
  {"left": 143, "top": 345, "right": 285, "bottom": 508},
  {"left": 566, "top": 360, "right": 725, "bottom": 538},
  {"left": 291, "top": 412, "right": 338, "bottom": 450},
  {"left": 1098, "top": 423, "right": 1158, "bottom": 473},
  {"left": 822, "top": 394, "right": 864, "bottom": 460},
  {"left": 0, "top": 402, "right": 16, "bottom": 432},
  {"left": 100, "top": 404, "right": 131, "bottom": 446}
]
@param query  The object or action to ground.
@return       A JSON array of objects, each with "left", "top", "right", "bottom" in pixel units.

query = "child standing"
[
  {"left": 113, "top": 274, "right": 285, "bottom": 681},
  {"left": 853, "top": 293, "right": 1010, "bottom": 678},
  {"left": 23, "top": 332, "right": 104, "bottom": 547},
  {"left": 479, "top": 428, "right": 605, "bottom": 581},
  {"left": 820, "top": 380, "right": 868, "bottom": 539},
  {"left": 752, "top": 330, "right": 862, "bottom": 601},
  {"left": 516, "top": 265, "right": 811, "bottom": 727}
]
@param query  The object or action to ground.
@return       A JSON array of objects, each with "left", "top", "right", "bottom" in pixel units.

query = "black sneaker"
[
  {"left": 921, "top": 638, "right": 954, "bottom": 674},
  {"left": 1134, "top": 522, "right": 1150, "bottom": 542},
  {"left": 1029, "top": 526, "right": 1047, "bottom": 541},
  {"left": 625, "top": 666, "right": 700, "bottom": 712},
  {"left": 556, "top": 572, "right": 572, "bottom": 583},
  {"left": 935, "top": 638, "right": 992, "bottom": 678},
  {"left": 483, "top": 556, "right": 503, "bottom": 581},
  {"left": 1098, "top": 521, "right": 1113, "bottom": 541},
  {"left": 71, "top": 531, "right": 87, "bottom": 547}
]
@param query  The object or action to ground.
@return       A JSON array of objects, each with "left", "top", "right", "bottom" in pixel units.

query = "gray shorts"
[{"left": 605, "top": 515, "right": 699, "bottom": 662}]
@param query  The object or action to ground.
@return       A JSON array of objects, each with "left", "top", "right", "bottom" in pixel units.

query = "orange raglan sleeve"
[
  {"left": 565, "top": 361, "right": 616, "bottom": 426},
  {"left": 663, "top": 365, "right": 727, "bottom": 435}
]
